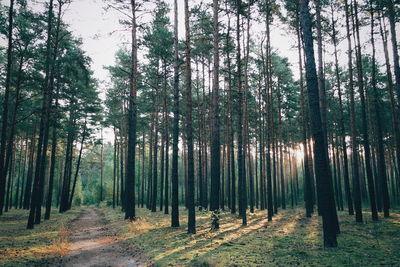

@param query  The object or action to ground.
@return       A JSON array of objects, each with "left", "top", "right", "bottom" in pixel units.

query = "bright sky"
[{"left": 63, "top": 0, "right": 297, "bottom": 83}]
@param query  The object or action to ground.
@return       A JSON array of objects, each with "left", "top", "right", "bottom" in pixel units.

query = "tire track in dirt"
[{"left": 59, "top": 208, "right": 148, "bottom": 267}]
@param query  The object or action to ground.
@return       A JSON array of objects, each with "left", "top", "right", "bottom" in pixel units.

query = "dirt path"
[{"left": 59, "top": 208, "right": 148, "bottom": 267}]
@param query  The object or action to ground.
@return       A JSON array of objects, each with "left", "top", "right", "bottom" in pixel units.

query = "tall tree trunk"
[
  {"left": 5, "top": 45, "right": 26, "bottom": 213},
  {"left": 0, "top": 0, "right": 14, "bottom": 215},
  {"left": 299, "top": 0, "right": 338, "bottom": 248},
  {"left": 277, "top": 80, "right": 286, "bottom": 210},
  {"left": 344, "top": 0, "right": 363, "bottom": 223},
  {"left": 378, "top": 9, "right": 400, "bottom": 208},
  {"left": 113, "top": 127, "right": 117, "bottom": 209},
  {"left": 353, "top": 0, "right": 378, "bottom": 221},
  {"left": 330, "top": 2, "right": 353, "bottom": 215},
  {"left": 236, "top": 0, "right": 247, "bottom": 226},
  {"left": 146, "top": 116, "right": 154, "bottom": 210},
  {"left": 262, "top": 6, "right": 273, "bottom": 221},
  {"left": 370, "top": 1, "right": 389, "bottom": 217},
  {"left": 386, "top": 0, "right": 400, "bottom": 107},
  {"left": 315, "top": 0, "right": 328, "bottom": 149},
  {"left": 141, "top": 133, "right": 145, "bottom": 208},
  {"left": 125, "top": 0, "right": 138, "bottom": 220},
  {"left": 225, "top": 8, "right": 236, "bottom": 214},
  {"left": 171, "top": 0, "right": 179, "bottom": 227},
  {"left": 27, "top": 0, "right": 54, "bottom": 229},
  {"left": 210, "top": 0, "right": 220, "bottom": 212},
  {"left": 151, "top": 111, "right": 158, "bottom": 213},
  {"left": 184, "top": 0, "right": 196, "bottom": 234},
  {"left": 296, "top": 10, "right": 313, "bottom": 217},
  {"left": 100, "top": 128, "right": 104, "bottom": 202},
  {"left": 243, "top": 4, "right": 254, "bottom": 214},
  {"left": 68, "top": 119, "right": 87, "bottom": 209},
  {"left": 19, "top": 135, "right": 28, "bottom": 209},
  {"left": 23, "top": 127, "right": 36, "bottom": 209},
  {"left": 163, "top": 60, "right": 170, "bottom": 214},
  {"left": 44, "top": 72, "right": 61, "bottom": 220},
  {"left": 59, "top": 110, "right": 75, "bottom": 213}
]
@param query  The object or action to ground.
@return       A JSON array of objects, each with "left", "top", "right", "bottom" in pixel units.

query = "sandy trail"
[{"left": 59, "top": 208, "right": 148, "bottom": 267}]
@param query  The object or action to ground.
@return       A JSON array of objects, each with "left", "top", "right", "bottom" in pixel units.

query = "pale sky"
[{"left": 63, "top": 0, "right": 297, "bottom": 84}]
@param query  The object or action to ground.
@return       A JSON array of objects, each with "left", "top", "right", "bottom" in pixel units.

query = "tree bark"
[
  {"left": 210, "top": 0, "right": 220, "bottom": 212},
  {"left": 0, "top": 0, "right": 14, "bottom": 215},
  {"left": 125, "top": 0, "right": 138, "bottom": 220},
  {"left": 184, "top": 0, "right": 196, "bottom": 234},
  {"left": 300, "top": 0, "right": 338, "bottom": 247},
  {"left": 353, "top": 0, "right": 378, "bottom": 221}
]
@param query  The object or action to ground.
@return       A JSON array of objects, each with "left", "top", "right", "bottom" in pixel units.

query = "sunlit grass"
[
  {"left": 0, "top": 208, "right": 80, "bottom": 266},
  {"left": 2, "top": 206, "right": 399, "bottom": 266},
  {"left": 103, "top": 206, "right": 400, "bottom": 266}
]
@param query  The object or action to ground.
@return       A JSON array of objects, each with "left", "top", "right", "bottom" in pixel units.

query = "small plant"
[
  {"left": 211, "top": 209, "right": 220, "bottom": 231},
  {"left": 189, "top": 258, "right": 216, "bottom": 267}
]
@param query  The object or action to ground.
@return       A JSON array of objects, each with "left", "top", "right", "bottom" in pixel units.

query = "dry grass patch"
[
  {"left": 0, "top": 208, "right": 80, "bottom": 266},
  {"left": 48, "top": 224, "right": 71, "bottom": 256}
]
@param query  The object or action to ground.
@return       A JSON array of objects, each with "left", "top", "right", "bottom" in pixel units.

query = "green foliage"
[{"left": 73, "top": 178, "right": 83, "bottom": 206}]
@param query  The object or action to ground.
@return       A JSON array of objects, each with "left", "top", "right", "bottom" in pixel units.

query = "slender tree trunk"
[
  {"left": 330, "top": 2, "right": 353, "bottom": 215},
  {"left": 113, "top": 128, "right": 117, "bottom": 208},
  {"left": 59, "top": 111, "right": 75, "bottom": 213},
  {"left": 147, "top": 117, "right": 154, "bottom": 210},
  {"left": 277, "top": 80, "right": 286, "bottom": 210},
  {"left": 68, "top": 119, "right": 87, "bottom": 209},
  {"left": 0, "top": 0, "right": 14, "bottom": 215},
  {"left": 27, "top": 0, "right": 54, "bottom": 229},
  {"left": 5, "top": 47, "right": 26, "bottom": 213},
  {"left": 385, "top": 0, "right": 400, "bottom": 107},
  {"left": 125, "top": 0, "right": 138, "bottom": 220},
  {"left": 23, "top": 128, "right": 36, "bottom": 209},
  {"left": 243, "top": 5, "right": 254, "bottom": 214},
  {"left": 370, "top": 1, "right": 389, "bottom": 217},
  {"left": 296, "top": 13, "right": 313, "bottom": 217},
  {"left": 184, "top": 0, "right": 196, "bottom": 234},
  {"left": 236, "top": 0, "right": 247, "bottom": 226},
  {"left": 378, "top": 10, "right": 400, "bottom": 208},
  {"left": 344, "top": 0, "right": 363, "bottom": 223},
  {"left": 353, "top": 0, "right": 378, "bottom": 221},
  {"left": 44, "top": 74, "right": 61, "bottom": 220},
  {"left": 141, "top": 133, "right": 145, "bottom": 208},
  {"left": 315, "top": 0, "right": 328, "bottom": 151},
  {"left": 226, "top": 10, "right": 236, "bottom": 214},
  {"left": 210, "top": 0, "right": 220, "bottom": 212},
  {"left": 19, "top": 135, "right": 28, "bottom": 209},
  {"left": 151, "top": 111, "right": 158, "bottom": 213},
  {"left": 262, "top": 7, "right": 273, "bottom": 221}
]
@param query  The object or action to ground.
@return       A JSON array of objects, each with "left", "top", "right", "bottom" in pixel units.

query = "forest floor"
[
  {"left": 0, "top": 207, "right": 147, "bottom": 266},
  {"left": 1, "top": 206, "right": 400, "bottom": 266},
  {"left": 103, "top": 206, "right": 400, "bottom": 266}
]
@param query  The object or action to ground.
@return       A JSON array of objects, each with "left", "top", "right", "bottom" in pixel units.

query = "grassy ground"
[
  {"left": 103, "top": 206, "right": 400, "bottom": 266},
  {"left": 1, "top": 206, "right": 399, "bottom": 266},
  {"left": 0, "top": 208, "right": 80, "bottom": 266}
]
